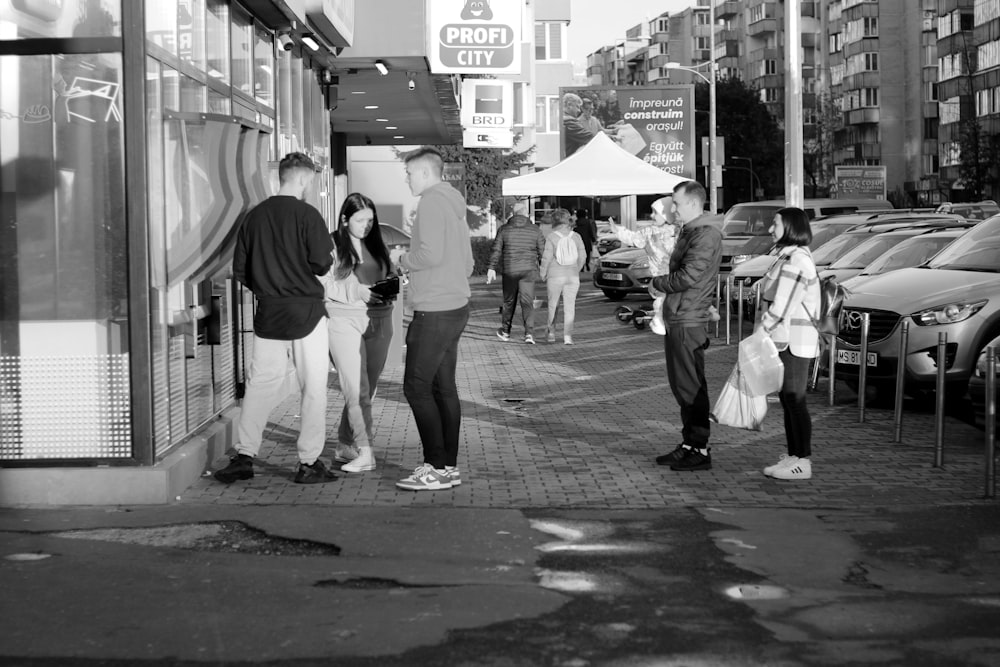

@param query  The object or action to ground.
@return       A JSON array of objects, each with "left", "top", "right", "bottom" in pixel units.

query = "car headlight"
[
  {"left": 632, "top": 258, "right": 650, "bottom": 269},
  {"left": 911, "top": 300, "right": 987, "bottom": 326},
  {"left": 731, "top": 254, "right": 751, "bottom": 266}
]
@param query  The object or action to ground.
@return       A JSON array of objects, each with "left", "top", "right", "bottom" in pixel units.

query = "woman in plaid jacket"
[{"left": 755, "top": 207, "right": 822, "bottom": 481}]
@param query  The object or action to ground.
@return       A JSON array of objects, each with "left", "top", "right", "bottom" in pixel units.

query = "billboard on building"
[
  {"left": 834, "top": 166, "right": 887, "bottom": 200},
  {"left": 558, "top": 86, "right": 696, "bottom": 179},
  {"left": 427, "top": 0, "right": 522, "bottom": 74}
]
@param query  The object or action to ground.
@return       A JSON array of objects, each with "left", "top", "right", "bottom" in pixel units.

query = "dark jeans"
[
  {"left": 403, "top": 305, "right": 469, "bottom": 469},
  {"left": 499, "top": 270, "right": 537, "bottom": 337},
  {"left": 581, "top": 240, "right": 593, "bottom": 270},
  {"left": 338, "top": 309, "right": 392, "bottom": 446},
  {"left": 778, "top": 349, "right": 812, "bottom": 458},
  {"left": 664, "top": 325, "right": 711, "bottom": 448}
]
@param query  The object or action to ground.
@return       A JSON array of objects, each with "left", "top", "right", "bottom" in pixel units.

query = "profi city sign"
[{"left": 428, "top": 0, "right": 522, "bottom": 74}]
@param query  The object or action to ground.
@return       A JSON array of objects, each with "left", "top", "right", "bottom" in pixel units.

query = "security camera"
[
  {"left": 278, "top": 33, "right": 294, "bottom": 50},
  {"left": 408, "top": 77, "right": 415, "bottom": 91}
]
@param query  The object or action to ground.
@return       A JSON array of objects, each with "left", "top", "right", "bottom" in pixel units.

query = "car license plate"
[
  {"left": 604, "top": 272, "right": 622, "bottom": 281},
  {"left": 837, "top": 350, "right": 878, "bottom": 367}
]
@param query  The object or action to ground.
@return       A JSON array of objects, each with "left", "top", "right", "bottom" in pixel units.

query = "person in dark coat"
[
  {"left": 486, "top": 213, "right": 545, "bottom": 344},
  {"left": 574, "top": 208, "right": 598, "bottom": 271}
]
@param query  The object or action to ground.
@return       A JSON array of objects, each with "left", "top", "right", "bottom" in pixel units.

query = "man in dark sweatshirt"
[
  {"left": 213, "top": 152, "right": 336, "bottom": 485},
  {"left": 486, "top": 211, "right": 546, "bottom": 344},
  {"left": 650, "top": 180, "right": 723, "bottom": 472}
]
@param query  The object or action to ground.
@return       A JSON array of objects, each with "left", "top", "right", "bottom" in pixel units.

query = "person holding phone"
[{"left": 324, "top": 193, "right": 397, "bottom": 473}]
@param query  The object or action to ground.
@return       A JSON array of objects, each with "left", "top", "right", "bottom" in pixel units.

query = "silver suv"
[{"left": 833, "top": 214, "right": 1000, "bottom": 400}]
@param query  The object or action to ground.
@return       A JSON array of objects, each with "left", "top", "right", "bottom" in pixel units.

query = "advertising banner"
[
  {"left": 559, "top": 85, "right": 695, "bottom": 178},
  {"left": 834, "top": 166, "right": 887, "bottom": 200},
  {"left": 427, "top": 0, "right": 522, "bottom": 75}
]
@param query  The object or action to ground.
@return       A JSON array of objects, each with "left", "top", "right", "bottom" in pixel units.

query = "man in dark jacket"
[
  {"left": 574, "top": 208, "right": 597, "bottom": 271},
  {"left": 487, "top": 212, "right": 546, "bottom": 344},
  {"left": 650, "top": 181, "right": 722, "bottom": 472}
]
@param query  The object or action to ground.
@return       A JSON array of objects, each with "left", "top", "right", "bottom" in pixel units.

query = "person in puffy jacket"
[
  {"left": 650, "top": 181, "right": 723, "bottom": 473},
  {"left": 486, "top": 212, "right": 546, "bottom": 344}
]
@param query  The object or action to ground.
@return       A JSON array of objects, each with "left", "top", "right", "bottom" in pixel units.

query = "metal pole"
[
  {"left": 784, "top": 0, "right": 804, "bottom": 207},
  {"left": 736, "top": 280, "right": 745, "bottom": 343},
  {"left": 715, "top": 274, "right": 721, "bottom": 338},
  {"left": 985, "top": 346, "right": 996, "bottom": 498},
  {"left": 934, "top": 332, "right": 947, "bottom": 468},
  {"left": 893, "top": 319, "right": 910, "bottom": 443},
  {"left": 858, "top": 313, "right": 870, "bottom": 422},
  {"left": 709, "top": 18, "right": 718, "bottom": 214},
  {"left": 725, "top": 275, "right": 732, "bottom": 345},
  {"left": 827, "top": 334, "right": 837, "bottom": 406}
]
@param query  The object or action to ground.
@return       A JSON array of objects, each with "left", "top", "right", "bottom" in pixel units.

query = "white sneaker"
[
  {"left": 396, "top": 463, "right": 454, "bottom": 491},
  {"left": 564, "top": 336, "right": 574, "bottom": 345},
  {"left": 763, "top": 454, "right": 798, "bottom": 477},
  {"left": 771, "top": 458, "right": 812, "bottom": 480},
  {"left": 341, "top": 447, "right": 375, "bottom": 473}
]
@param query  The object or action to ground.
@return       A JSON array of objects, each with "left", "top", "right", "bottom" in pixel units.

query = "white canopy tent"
[{"left": 501, "top": 132, "right": 691, "bottom": 197}]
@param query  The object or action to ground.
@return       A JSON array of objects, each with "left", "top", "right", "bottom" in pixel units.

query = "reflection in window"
[
  {"left": 254, "top": 25, "right": 274, "bottom": 107},
  {"left": 231, "top": 6, "right": 253, "bottom": 97},
  {"left": 206, "top": 0, "right": 230, "bottom": 83},
  {"left": 0, "top": 0, "right": 120, "bottom": 39},
  {"left": 178, "top": 0, "right": 207, "bottom": 72},
  {"left": 146, "top": 0, "right": 179, "bottom": 55}
]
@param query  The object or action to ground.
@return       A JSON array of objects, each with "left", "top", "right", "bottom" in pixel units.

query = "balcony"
[
  {"left": 649, "top": 53, "right": 671, "bottom": 69},
  {"left": 748, "top": 18, "right": 777, "bottom": 36},
  {"left": 845, "top": 107, "right": 880, "bottom": 126},
  {"left": 716, "top": 1, "right": 741, "bottom": 19}
]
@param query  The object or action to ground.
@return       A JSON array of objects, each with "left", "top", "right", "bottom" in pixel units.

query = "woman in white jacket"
[{"left": 325, "top": 193, "right": 396, "bottom": 473}]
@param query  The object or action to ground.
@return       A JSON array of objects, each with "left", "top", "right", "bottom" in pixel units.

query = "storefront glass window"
[
  {"left": 205, "top": 0, "right": 230, "bottom": 83},
  {"left": 0, "top": 52, "right": 130, "bottom": 460},
  {"left": 178, "top": 0, "right": 207, "bottom": 72},
  {"left": 231, "top": 5, "right": 253, "bottom": 98},
  {"left": 0, "top": 0, "right": 120, "bottom": 39},
  {"left": 254, "top": 25, "right": 274, "bottom": 108},
  {"left": 146, "top": 0, "right": 179, "bottom": 55}
]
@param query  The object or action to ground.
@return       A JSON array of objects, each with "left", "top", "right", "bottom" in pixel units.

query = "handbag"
[
  {"left": 711, "top": 364, "right": 768, "bottom": 431},
  {"left": 369, "top": 275, "right": 400, "bottom": 300},
  {"left": 738, "top": 330, "right": 784, "bottom": 396}
]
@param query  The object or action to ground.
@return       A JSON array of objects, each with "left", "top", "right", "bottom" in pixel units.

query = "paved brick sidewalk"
[{"left": 182, "top": 278, "right": 995, "bottom": 509}]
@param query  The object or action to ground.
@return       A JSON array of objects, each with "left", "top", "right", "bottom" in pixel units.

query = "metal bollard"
[
  {"left": 715, "top": 274, "right": 722, "bottom": 338},
  {"left": 725, "top": 276, "right": 732, "bottom": 345},
  {"left": 737, "top": 281, "right": 745, "bottom": 343},
  {"left": 858, "top": 313, "right": 870, "bottom": 422},
  {"left": 985, "top": 346, "right": 996, "bottom": 499},
  {"left": 827, "top": 334, "right": 837, "bottom": 407},
  {"left": 934, "top": 332, "right": 947, "bottom": 468},
  {"left": 893, "top": 319, "right": 910, "bottom": 443}
]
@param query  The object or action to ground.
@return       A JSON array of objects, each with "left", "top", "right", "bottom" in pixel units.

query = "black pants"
[
  {"left": 664, "top": 325, "right": 711, "bottom": 449},
  {"left": 499, "top": 270, "right": 537, "bottom": 337},
  {"left": 777, "top": 349, "right": 812, "bottom": 458}
]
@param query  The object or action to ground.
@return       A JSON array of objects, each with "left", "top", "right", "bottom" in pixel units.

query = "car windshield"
[
  {"left": 811, "top": 233, "right": 868, "bottom": 266},
  {"left": 737, "top": 235, "right": 775, "bottom": 255},
  {"left": 927, "top": 215, "right": 1000, "bottom": 271},
  {"left": 827, "top": 233, "right": 912, "bottom": 269},
  {"left": 809, "top": 224, "right": 851, "bottom": 249},
  {"left": 859, "top": 235, "right": 956, "bottom": 276},
  {"left": 722, "top": 220, "right": 748, "bottom": 236},
  {"left": 723, "top": 206, "right": 779, "bottom": 235}
]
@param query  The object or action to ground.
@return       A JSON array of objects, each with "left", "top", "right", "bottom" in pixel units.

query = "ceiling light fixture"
[
  {"left": 385, "top": 126, "right": 397, "bottom": 130},
  {"left": 300, "top": 34, "right": 320, "bottom": 51},
  {"left": 364, "top": 105, "right": 378, "bottom": 110},
  {"left": 374, "top": 60, "right": 388, "bottom": 76}
]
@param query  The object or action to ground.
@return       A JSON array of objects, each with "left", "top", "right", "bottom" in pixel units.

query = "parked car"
[
  {"left": 379, "top": 223, "right": 411, "bottom": 249},
  {"left": 842, "top": 228, "right": 967, "bottom": 289},
  {"left": 596, "top": 219, "right": 656, "bottom": 255},
  {"left": 819, "top": 224, "right": 973, "bottom": 283},
  {"left": 719, "top": 198, "right": 893, "bottom": 272},
  {"left": 968, "top": 333, "right": 1000, "bottom": 433},
  {"left": 592, "top": 246, "right": 653, "bottom": 300},
  {"left": 832, "top": 214, "right": 1000, "bottom": 401},
  {"left": 936, "top": 200, "right": 999, "bottom": 221}
]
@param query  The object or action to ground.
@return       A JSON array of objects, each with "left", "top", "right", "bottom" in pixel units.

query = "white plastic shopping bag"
[
  {"left": 738, "top": 330, "right": 784, "bottom": 397},
  {"left": 711, "top": 364, "right": 768, "bottom": 431}
]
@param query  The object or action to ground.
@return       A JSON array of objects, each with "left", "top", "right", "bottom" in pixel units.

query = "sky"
[{"left": 567, "top": 0, "right": 693, "bottom": 73}]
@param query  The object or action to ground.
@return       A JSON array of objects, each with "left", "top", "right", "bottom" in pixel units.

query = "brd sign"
[{"left": 428, "top": 0, "right": 522, "bottom": 75}]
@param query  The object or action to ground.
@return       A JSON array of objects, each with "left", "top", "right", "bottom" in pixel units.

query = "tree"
[
  {"left": 695, "top": 76, "right": 783, "bottom": 205},
  {"left": 395, "top": 142, "right": 534, "bottom": 230},
  {"left": 957, "top": 116, "right": 997, "bottom": 201},
  {"left": 804, "top": 92, "right": 840, "bottom": 198}
]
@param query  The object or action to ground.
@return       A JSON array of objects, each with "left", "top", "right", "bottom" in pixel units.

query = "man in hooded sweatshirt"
[{"left": 486, "top": 209, "right": 546, "bottom": 344}]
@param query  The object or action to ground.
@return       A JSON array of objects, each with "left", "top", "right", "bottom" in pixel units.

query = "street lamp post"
[
  {"left": 665, "top": 57, "right": 718, "bottom": 213},
  {"left": 732, "top": 155, "right": 757, "bottom": 201}
]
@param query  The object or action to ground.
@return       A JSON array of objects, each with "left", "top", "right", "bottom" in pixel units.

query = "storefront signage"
[
  {"left": 428, "top": 0, "right": 522, "bottom": 74},
  {"left": 834, "top": 166, "right": 887, "bottom": 200},
  {"left": 560, "top": 85, "right": 695, "bottom": 178}
]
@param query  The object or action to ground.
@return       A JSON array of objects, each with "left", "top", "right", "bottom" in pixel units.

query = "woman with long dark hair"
[
  {"left": 755, "top": 206, "right": 822, "bottom": 481},
  {"left": 324, "top": 192, "right": 396, "bottom": 473}
]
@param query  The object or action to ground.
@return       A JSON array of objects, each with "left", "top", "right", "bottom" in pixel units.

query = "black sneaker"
[
  {"left": 294, "top": 459, "right": 338, "bottom": 484},
  {"left": 655, "top": 444, "right": 690, "bottom": 466},
  {"left": 670, "top": 448, "right": 712, "bottom": 471},
  {"left": 214, "top": 454, "right": 254, "bottom": 483}
]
